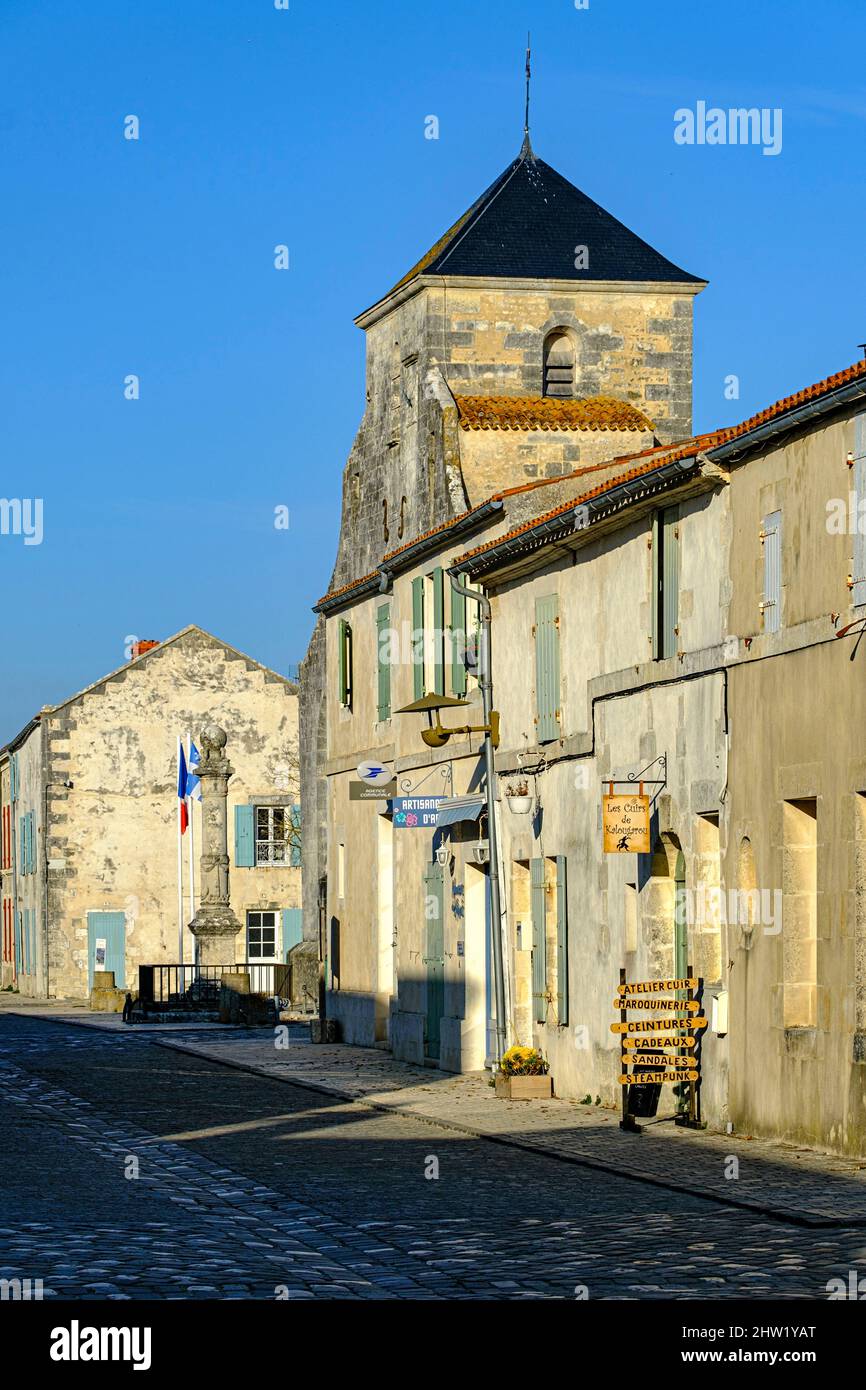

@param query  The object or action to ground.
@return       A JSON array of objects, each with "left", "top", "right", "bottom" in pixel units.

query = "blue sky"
[{"left": 1, "top": 0, "right": 864, "bottom": 733}]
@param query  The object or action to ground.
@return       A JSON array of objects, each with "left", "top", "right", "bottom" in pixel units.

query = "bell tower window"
[{"left": 543, "top": 330, "right": 576, "bottom": 398}]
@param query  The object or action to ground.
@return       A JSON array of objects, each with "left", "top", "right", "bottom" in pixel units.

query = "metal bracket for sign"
[
  {"left": 603, "top": 761, "right": 670, "bottom": 806},
  {"left": 397, "top": 762, "right": 453, "bottom": 798}
]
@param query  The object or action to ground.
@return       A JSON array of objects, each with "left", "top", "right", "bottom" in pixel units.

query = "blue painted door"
[{"left": 87, "top": 911, "right": 126, "bottom": 990}]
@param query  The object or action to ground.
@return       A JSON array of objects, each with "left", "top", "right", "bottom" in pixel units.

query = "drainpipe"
[{"left": 449, "top": 576, "right": 507, "bottom": 1064}]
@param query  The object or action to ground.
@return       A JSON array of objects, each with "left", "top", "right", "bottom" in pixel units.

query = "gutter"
[
  {"left": 709, "top": 377, "right": 866, "bottom": 464},
  {"left": 449, "top": 456, "right": 701, "bottom": 579},
  {"left": 314, "top": 498, "right": 504, "bottom": 615}
]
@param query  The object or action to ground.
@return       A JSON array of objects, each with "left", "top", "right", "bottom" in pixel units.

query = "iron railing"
[{"left": 139, "top": 962, "right": 291, "bottom": 1007}]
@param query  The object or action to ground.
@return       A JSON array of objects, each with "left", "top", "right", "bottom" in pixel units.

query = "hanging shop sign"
[
  {"left": 390, "top": 797, "right": 445, "bottom": 828},
  {"left": 614, "top": 969, "right": 707, "bottom": 1132},
  {"left": 602, "top": 789, "right": 651, "bottom": 853}
]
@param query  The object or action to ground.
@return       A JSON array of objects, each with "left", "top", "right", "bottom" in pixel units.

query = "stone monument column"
[{"left": 189, "top": 723, "right": 242, "bottom": 968}]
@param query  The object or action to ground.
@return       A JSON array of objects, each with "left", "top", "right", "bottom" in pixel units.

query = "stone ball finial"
[{"left": 200, "top": 723, "right": 227, "bottom": 752}]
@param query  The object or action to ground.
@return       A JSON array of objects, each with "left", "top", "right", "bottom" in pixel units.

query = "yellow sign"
[
  {"left": 612, "top": 998, "right": 700, "bottom": 1013},
  {"left": 625, "top": 1036, "right": 696, "bottom": 1050},
  {"left": 619, "top": 1070, "right": 699, "bottom": 1085},
  {"left": 611, "top": 1016, "right": 708, "bottom": 1034},
  {"left": 618, "top": 978, "right": 697, "bottom": 996},
  {"left": 602, "top": 793, "right": 651, "bottom": 854},
  {"left": 624, "top": 1051, "right": 690, "bottom": 1066}
]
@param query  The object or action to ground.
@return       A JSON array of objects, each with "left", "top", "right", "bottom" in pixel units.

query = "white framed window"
[
  {"left": 256, "top": 806, "right": 287, "bottom": 865},
  {"left": 247, "top": 910, "right": 278, "bottom": 962}
]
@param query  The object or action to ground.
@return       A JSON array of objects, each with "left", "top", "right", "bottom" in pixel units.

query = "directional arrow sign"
[
  {"left": 624, "top": 1035, "right": 696, "bottom": 1050},
  {"left": 618, "top": 977, "right": 697, "bottom": 996},
  {"left": 619, "top": 1070, "right": 699, "bottom": 1084},
  {"left": 611, "top": 1016, "right": 708, "bottom": 1034},
  {"left": 612, "top": 997, "right": 700, "bottom": 1012}
]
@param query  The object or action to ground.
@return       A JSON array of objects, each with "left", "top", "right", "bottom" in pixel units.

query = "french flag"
[{"left": 178, "top": 745, "right": 189, "bottom": 834}]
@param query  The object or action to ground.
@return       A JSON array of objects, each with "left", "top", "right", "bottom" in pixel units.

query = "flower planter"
[
  {"left": 506, "top": 794, "right": 533, "bottom": 815},
  {"left": 495, "top": 1074, "right": 553, "bottom": 1100}
]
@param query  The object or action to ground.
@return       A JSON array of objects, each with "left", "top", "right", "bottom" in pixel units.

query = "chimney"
[{"left": 130, "top": 639, "right": 160, "bottom": 661}]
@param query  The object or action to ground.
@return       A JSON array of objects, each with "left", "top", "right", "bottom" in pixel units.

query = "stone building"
[
  {"left": 0, "top": 626, "right": 302, "bottom": 1000},
  {"left": 303, "top": 127, "right": 866, "bottom": 1158},
  {"left": 300, "top": 136, "right": 705, "bottom": 981}
]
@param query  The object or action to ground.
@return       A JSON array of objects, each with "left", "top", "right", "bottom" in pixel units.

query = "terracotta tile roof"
[
  {"left": 315, "top": 569, "right": 380, "bottom": 609},
  {"left": 452, "top": 440, "right": 712, "bottom": 569},
  {"left": 710, "top": 356, "right": 866, "bottom": 448},
  {"left": 455, "top": 393, "right": 653, "bottom": 433}
]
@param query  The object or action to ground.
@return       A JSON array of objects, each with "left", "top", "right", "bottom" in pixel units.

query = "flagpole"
[
  {"left": 176, "top": 735, "right": 184, "bottom": 970},
  {"left": 187, "top": 730, "right": 196, "bottom": 952}
]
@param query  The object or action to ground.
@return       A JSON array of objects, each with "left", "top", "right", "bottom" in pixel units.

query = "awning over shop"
[{"left": 435, "top": 795, "right": 485, "bottom": 828}]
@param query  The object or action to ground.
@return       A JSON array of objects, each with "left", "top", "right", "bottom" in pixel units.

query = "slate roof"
[
  {"left": 455, "top": 394, "right": 653, "bottom": 432},
  {"left": 386, "top": 147, "right": 704, "bottom": 297}
]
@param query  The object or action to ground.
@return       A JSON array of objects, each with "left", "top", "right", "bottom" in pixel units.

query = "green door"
[
  {"left": 423, "top": 861, "right": 445, "bottom": 1060},
  {"left": 87, "top": 911, "right": 127, "bottom": 991}
]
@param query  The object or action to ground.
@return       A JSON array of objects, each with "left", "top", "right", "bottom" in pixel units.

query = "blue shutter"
[
  {"left": 87, "top": 910, "right": 126, "bottom": 990},
  {"left": 854, "top": 415, "right": 866, "bottom": 606},
  {"left": 531, "top": 857, "right": 547, "bottom": 1024},
  {"left": 282, "top": 908, "right": 303, "bottom": 955},
  {"left": 14, "top": 911, "right": 21, "bottom": 975},
  {"left": 9, "top": 753, "right": 17, "bottom": 803},
  {"left": 450, "top": 584, "right": 467, "bottom": 696},
  {"left": 27, "top": 811, "right": 35, "bottom": 874},
  {"left": 376, "top": 603, "right": 391, "bottom": 721},
  {"left": 412, "top": 576, "right": 425, "bottom": 699},
  {"left": 432, "top": 567, "right": 445, "bottom": 696},
  {"left": 234, "top": 804, "right": 255, "bottom": 868},
  {"left": 651, "top": 512, "right": 661, "bottom": 658},
  {"left": 289, "top": 803, "right": 301, "bottom": 867},
  {"left": 18, "top": 816, "right": 25, "bottom": 876},
  {"left": 535, "top": 595, "right": 560, "bottom": 743},
  {"left": 556, "top": 855, "right": 568, "bottom": 1025},
  {"left": 23, "top": 909, "right": 29, "bottom": 973},
  {"left": 762, "top": 510, "right": 782, "bottom": 633},
  {"left": 662, "top": 506, "right": 679, "bottom": 657}
]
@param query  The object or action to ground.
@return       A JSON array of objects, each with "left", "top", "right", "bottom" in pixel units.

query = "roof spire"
[{"left": 521, "top": 32, "right": 534, "bottom": 159}]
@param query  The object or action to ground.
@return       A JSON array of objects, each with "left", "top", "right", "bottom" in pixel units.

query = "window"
[
  {"left": 376, "top": 603, "right": 392, "bottom": 721},
  {"left": 529, "top": 855, "right": 568, "bottom": 1025},
  {"left": 534, "top": 594, "right": 561, "bottom": 743},
  {"left": 247, "top": 910, "right": 277, "bottom": 962},
  {"left": 652, "top": 506, "right": 679, "bottom": 660},
  {"left": 543, "top": 330, "right": 575, "bottom": 398},
  {"left": 783, "top": 798, "right": 818, "bottom": 1028},
  {"left": 256, "top": 806, "right": 288, "bottom": 865},
  {"left": 761, "top": 510, "right": 782, "bottom": 633},
  {"left": 338, "top": 618, "right": 353, "bottom": 709}
]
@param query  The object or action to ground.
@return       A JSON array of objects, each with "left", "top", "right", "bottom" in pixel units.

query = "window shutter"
[
  {"left": 376, "top": 603, "right": 391, "bottom": 721},
  {"left": 534, "top": 595, "right": 560, "bottom": 743},
  {"left": 423, "top": 860, "right": 445, "bottom": 961},
  {"left": 432, "top": 567, "right": 445, "bottom": 696},
  {"left": 450, "top": 584, "right": 467, "bottom": 695},
  {"left": 338, "top": 619, "right": 352, "bottom": 708},
  {"left": 28, "top": 811, "right": 35, "bottom": 874},
  {"left": 289, "top": 804, "right": 302, "bottom": 867},
  {"left": 282, "top": 908, "right": 303, "bottom": 955},
  {"left": 234, "top": 804, "right": 255, "bottom": 868},
  {"left": 762, "top": 510, "right": 782, "bottom": 632},
  {"left": 18, "top": 816, "right": 25, "bottom": 876},
  {"left": 556, "top": 855, "right": 569, "bottom": 1025},
  {"left": 662, "top": 505, "right": 679, "bottom": 657},
  {"left": 412, "top": 576, "right": 425, "bottom": 699},
  {"left": 9, "top": 754, "right": 16, "bottom": 803},
  {"left": 531, "top": 857, "right": 547, "bottom": 1024},
  {"left": 854, "top": 415, "right": 866, "bottom": 605},
  {"left": 651, "top": 513, "right": 661, "bottom": 658}
]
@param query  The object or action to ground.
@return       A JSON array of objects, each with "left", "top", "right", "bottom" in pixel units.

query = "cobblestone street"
[{"left": 2, "top": 1012, "right": 865, "bottom": 1301}]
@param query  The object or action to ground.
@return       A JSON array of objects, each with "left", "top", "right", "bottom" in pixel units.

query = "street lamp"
[{"left": 394, "top": 692, "right": 500, "bottom": 749}]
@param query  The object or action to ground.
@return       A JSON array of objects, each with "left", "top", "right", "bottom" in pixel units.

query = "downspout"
[
  {"left": 449, "top": 575, "right": 508, "bottom": 1063},
  {"left": 41, "top": 721, "right": 50, "bottom": 1000}
]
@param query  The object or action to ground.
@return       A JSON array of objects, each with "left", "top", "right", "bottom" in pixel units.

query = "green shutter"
[
  {"left": 556, "top": 855, "right": 568, "bottom": 1025},
  {"left": 534, "top": 595, "right": 560, "bottom": 743},
  {"left": 338, "top": 619, "right": 352, "bottom": 708},
  {"left": 412, "top": 576, "right": 425, "bottom": 699},
  {"left": 432, "top": 567, "right": 445, "bottom": 696},
  {"left": 854, "top": 415, "right": 866, "bottom": 605},
  {"left": 661, "top": 506, "right": 679, "bottom": 658},
  {"left": 289, "top": 803, "right": 301, "bottom": 867},
  {"left": 376, "top": 603, "right": 391, "bottom": 721},
  {"left": 28, "top": 811, "right": 35, "bottom": 874},
  {"left": 282, "top": 908, "right": 303, "bottom": 954},
  {"left": 651, "top": 512, "right": 661, "bottom": 658},
  {"left": 450, "top": 584, "right": 467, "bottom": 696},
  {"left": 234, "top": 804, "right": 255, "bottom": 868},
  {"left": 531, "top": 857, "right": 547, "bottom": 1024}
]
